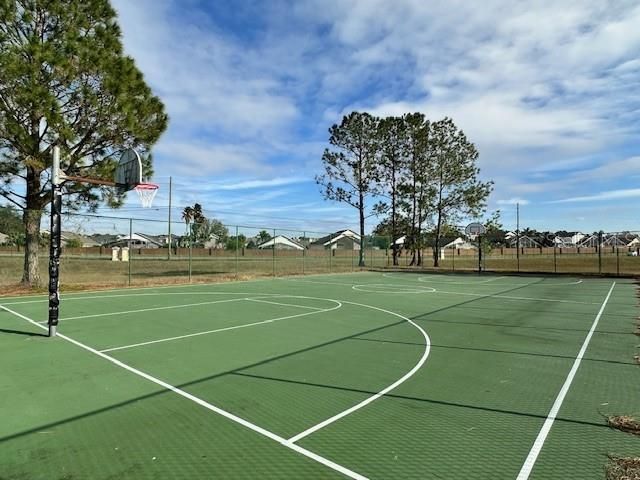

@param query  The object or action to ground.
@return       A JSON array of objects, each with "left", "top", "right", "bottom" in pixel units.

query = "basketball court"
[{"left": 1, "top": 271, "right": 637, "bottom": 479}]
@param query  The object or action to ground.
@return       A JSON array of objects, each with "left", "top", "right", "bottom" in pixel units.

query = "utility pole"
[
  {"left": 167, "top": 176, "right": 172, "bottom": 260},
  {"left": 516, "top": 202, "right": 520, "bottom": 272}
]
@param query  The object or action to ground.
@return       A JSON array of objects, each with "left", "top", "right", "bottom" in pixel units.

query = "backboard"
[
  {"left": 465, "top": 222, "right": 486, "bottom": 239},
  {"left": 115, "top": 149, "right": 142, "bottom": 193}
]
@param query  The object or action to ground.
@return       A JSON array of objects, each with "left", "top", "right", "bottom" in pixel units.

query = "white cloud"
[
  {"left": 106, "top": 0, "right": 640, "bottom": 231},
  {"left": 497, "top": 198, "right": 530, "bottom": 206},
  {"left": 550, "top": 188, "right": 640, "bottom": 204},
  {"left": 215, "top": 177, "right": 309, "bottom": 190}
]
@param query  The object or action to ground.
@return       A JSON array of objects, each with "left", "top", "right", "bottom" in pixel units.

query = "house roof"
[
  {"left": 257, "top": 235, "right": 304, "bottom": 250},
  {"left": 444, "top": 237, "right": 476, "bottom": 249},
  {"left": 509, "top": 235, "right": 540, "bottom": 247},
  {"left": 310, "top": 229, "right": 361, "bottom": 246},
  {"left": 60, "top": 231, "right": 100, "bottom": 247}
]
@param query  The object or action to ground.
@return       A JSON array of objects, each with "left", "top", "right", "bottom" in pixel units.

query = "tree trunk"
[
  {"left": 358, "top": 191, "right": 365, "bottom": 267},
  {"left": 22, "top": 207, "right": 42, "bottom": 286},
  {"left": 391, "top": 180, "right": 398, "bottom": 266},
  {"left": 433, "top": 211, "right": 442, "bottom": 268}
]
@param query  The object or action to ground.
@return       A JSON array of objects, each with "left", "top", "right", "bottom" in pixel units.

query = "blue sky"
[{"left": 107, "top": 0, "right": 640, "bottom": 234}]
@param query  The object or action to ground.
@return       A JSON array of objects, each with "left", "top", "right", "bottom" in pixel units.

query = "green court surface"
[{"left": 1, "top": 272, "right": 639, "bottom": 479}]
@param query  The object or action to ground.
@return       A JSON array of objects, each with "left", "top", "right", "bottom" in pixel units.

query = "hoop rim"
[{"left": 134, "top": 182, "right": 159, "bottom": 190}]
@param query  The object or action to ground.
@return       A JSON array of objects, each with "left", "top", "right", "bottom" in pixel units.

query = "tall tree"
[
  {"left": 376, "top": 116, "right": 407, "bottom": 266},
  {"left": 429, "top": 118, "right": 493, "bottom": 266},
  {"left": 0, "top": 0, "right": 168, "bottom": 286},
  {"left": 399, "top": 113, "right": 432, "bottom": 266},
  {"left": 182, "top": 206, "right": 194, "bottom": 232},
  {"left": 316, "top": 112, "right": 379, "bottom": 267}
]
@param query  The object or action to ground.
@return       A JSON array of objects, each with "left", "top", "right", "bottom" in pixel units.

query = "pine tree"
[{"left": 0, "top": 0, "right": 168, "bottom": 286}]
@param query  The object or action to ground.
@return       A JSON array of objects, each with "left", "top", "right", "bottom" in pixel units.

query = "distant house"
[
  {"left": 309, "top": 229, "right": 361, "bottom": 250},
  {"left": 603, "top": 234, "right": 633, "bottom": 247},
  {"left": 394, "top": 235, "right": 406, "bottom": 246},
  {"left": 627, "top": 237, "right": 640, "bottom": 247},
  {"left": 61, "top": 231, "right": 100, "bottom": 248},
  {"left": 444, "top": 237, "right": 476, "bottom": 250},
  {"left": 0, "top": 232, "right": 8, "bottom": 245},
  {"left": 90, "top": 233, "right": 119, "bottom": 246},
  {"left": 578, "top": 233, "right": 629, "bottom": 248},
  {"left": 508, "top": 235, "right": 540, "bottom": 248},
  {"left": 257, "top": 235, "right": 304, "bottom": 250},
  {"left": 108, "top": 233, "right": 163, "bottom": 248},
  {"left": 554, "top": 233, "right": 585, "bottom": 247},
  {"left": 152, "top": 233, "right": 181, "bottom": 247}
]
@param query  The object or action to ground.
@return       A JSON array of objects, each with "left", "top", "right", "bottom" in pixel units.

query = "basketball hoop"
[
  {"left": 465, "top": 222, "right": 486, "bottom": 240},
  {"left": 134, "top": 183, "right": 159, "bottom": 208}
]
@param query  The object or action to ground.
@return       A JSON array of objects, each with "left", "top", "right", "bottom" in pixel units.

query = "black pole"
[
  {"left": 478, "top": 235, "right": 482, "bottom": 273},
  {"left": 598, "top": 231, "right": 603, "bottom": 274},
  {"left": 516, "top": 202, "right": 520, "bottom": 273},
  {"left": 48, "top": 147, "right": 63, "bottom": 337}
]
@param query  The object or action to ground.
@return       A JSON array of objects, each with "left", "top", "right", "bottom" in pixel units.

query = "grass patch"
[{"left": 606, "top": 456, "right": 640, "bottom": 480}]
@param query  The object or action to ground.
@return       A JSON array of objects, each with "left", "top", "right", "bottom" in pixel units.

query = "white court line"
[
  {"left": 2, "top": 291, "right": 283, "bottom": 306},
  {"left": 43, "top": 297, "right": 247, "bottom": 323},
  {"left": 0, "top": 304, "right": 367, "bottom": 480},
  {"left": 288, "top": 300, "right": 431, "bottom": 444},
  {"left": 245, "top": 298, "right": 325, "bottom": 311},
  {"left": 99, "top": 300, "right": 341, "bottom": 353},
  {"left": 435, "top": 290, "right": 599, "bottom": 305},
  {"left": 515, "top": 282, "right": 616, "bottom": 480},
  {"left": 281, "top": 278, "right": 595, "bottom": 305}
]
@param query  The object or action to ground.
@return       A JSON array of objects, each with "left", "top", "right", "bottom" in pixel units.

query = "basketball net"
[{"left": 134, "top": 183, "right": 159, "bottom": 208}]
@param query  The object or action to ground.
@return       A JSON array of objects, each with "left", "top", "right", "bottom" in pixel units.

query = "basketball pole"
[{"left": 48, "top": 145, "right": 63, "bottom": 337}]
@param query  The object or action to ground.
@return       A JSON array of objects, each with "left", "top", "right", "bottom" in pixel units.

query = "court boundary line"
[
  {"left": 515, "top": 281, "right": 616, "bottom": 480},
  {"left": 0, "top": 303, "right": 368, "bottom": 480},
  {"left": 99, "top": 299, "right": 342, "bottom": 353},
  {"left": 0, "top": 271, "right": 363, "bottom": 303},
  {"left": 2, "top": 291, "right": 284, "bottom": 306}
]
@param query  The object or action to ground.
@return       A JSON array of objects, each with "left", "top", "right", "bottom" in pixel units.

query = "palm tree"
[
  {"left": 182, "top": 206, "right": 194, "bottom": 228},
  {"left": 182, "top": 206, "right": 194, "bottom": 246}
]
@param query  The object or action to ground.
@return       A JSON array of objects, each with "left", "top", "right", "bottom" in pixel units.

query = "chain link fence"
[
  {"left": 2, "top": 214, "right": 639, "bottom": 289},
  {"left": 0, "top": 212, "right": 391, "bottom": 288}
]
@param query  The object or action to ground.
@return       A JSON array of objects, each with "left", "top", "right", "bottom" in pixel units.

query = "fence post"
[
  {"left": 235, "top": 225, "right": 239, "bottom": 280},
  {"left": 598, "top": 231, "right": 603, "bottom": 274},
  {"left": 273, "top": 228, "right": 276, "bottom": 277},
  {"left": 302, "top": 230, "right": 306, "bottom": 275},
  {"left": 553, "top": 245, "right": 557, "bottom": 273},
  {"left": 329, "top": 233, "right": 332, "bottom": 273},
  {"left": 616, "top": 246, "right": 620, "bottom": 276},
  {"left": 188, "top": 223, "right": 192, "bottom": 283},
  {"left": 128, "top": 218, "right": 132, "bottom": 286}
]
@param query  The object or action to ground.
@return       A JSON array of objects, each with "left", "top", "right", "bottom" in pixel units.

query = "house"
[
  {"left": 603, "top": 234, "right": 633, "bottom": 247},
  {"left": 394, "top": 235, "right": 406, "bottom": 246},
  {"left": 90, "top": 233, "right": 119, "bottom": 246},
  {"left": 108, "top": 233, "right": 163, "bottom": 248},
  {"left": 257, "top": 235, "right": 304, "bottom": 250},
  {"left": 508, "top": 235, "right": 540, "bottom": 248},
  {"left": 578, "top": 233, "right": 628, "bottom": 248},
  {"left": 152, "top": 233, "right": 181, "bottom": 247},
  {"left": 309, "top": 229, "right": 361, "bottom": 250},
  {"left": 60, "top": 231, "right": 100, "bottom": 247},
  {"left": 627, "top": 237, "right": 640, "bottom": 247},
  {"left": 444, "top": 237, "right": 476, "bottom": 250},
  {"left": 0, "top": 232, "right": 8, "bottom": 245},
  {"left": 553, "top": 233, "right": 585, "bottom": 247}
]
